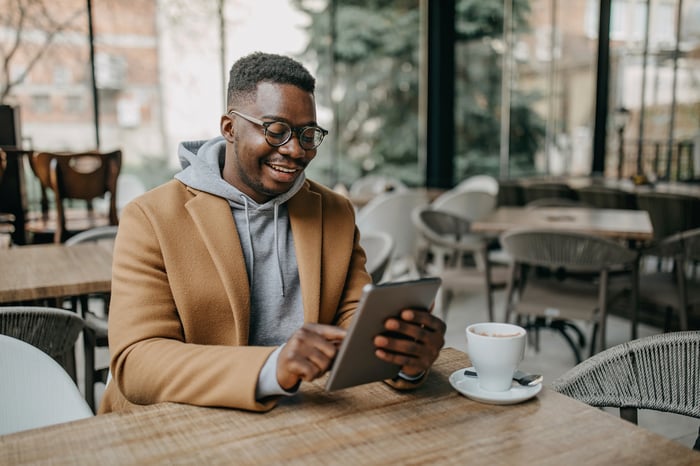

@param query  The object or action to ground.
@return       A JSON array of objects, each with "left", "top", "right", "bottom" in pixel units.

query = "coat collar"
[
  {"left": 288, "top": 181, "right": 322, "bottom": 324},
  {"left": 185, "top": 188, "right": 251, "bottom": 343},
  {"left": 183, "top": 181, "right": 322, "bottom": 340}
]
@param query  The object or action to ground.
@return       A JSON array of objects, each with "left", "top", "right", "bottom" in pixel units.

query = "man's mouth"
[{"left": 267, "top": 162, "right": 301, "bottom": 174}]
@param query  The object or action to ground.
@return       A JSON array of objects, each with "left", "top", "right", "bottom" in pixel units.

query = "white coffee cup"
[{"left": 466, "top": 322, "right": 526, "bottom": 392}]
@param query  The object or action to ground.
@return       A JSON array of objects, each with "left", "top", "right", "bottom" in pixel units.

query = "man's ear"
[{"left": 220, "top": 114, "right": 235, "bottom": 142}]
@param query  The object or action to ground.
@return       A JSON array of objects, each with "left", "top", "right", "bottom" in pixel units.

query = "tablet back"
[{"left": 325, "top": 277, "right": 441, "bottom": 391}]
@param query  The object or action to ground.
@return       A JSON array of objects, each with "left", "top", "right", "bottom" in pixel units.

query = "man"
[{"left": 99, "top": 52, "right": 445, "bottom": 414}]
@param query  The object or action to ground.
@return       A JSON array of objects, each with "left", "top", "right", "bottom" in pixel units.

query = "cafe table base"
[{"left": 1, "top": 348, "right": 697, "bottom": 465}]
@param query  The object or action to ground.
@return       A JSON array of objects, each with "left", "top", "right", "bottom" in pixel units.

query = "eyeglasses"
[{"left": 229, "top": 110, "right": 328, "bottom": 150}]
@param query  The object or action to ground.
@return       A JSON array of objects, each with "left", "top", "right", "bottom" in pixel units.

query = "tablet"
[{"left": 325, "top": 277, "right": 442, "bottom": 392}]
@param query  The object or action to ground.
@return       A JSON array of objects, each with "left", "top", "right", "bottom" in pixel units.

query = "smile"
[{"left": 267, "top": 163, "right": 299, "bottom": 174}]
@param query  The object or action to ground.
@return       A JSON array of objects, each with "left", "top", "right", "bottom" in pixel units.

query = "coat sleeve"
[{"left": 103, "top": 200, "right": 278, "bottom": 413}]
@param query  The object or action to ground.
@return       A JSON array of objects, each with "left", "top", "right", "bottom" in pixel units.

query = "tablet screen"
[{"left": 325, "top": 277, "right": 442, "bottom": 391}]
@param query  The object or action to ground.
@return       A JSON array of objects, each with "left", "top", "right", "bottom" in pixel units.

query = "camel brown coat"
[{"left": 99, "top": 178, "right": 371, "bottom": 413}]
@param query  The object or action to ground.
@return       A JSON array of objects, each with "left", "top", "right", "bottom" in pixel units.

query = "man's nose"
[{"left": 278, "top": 132, "right": 307, "bottom": 158}]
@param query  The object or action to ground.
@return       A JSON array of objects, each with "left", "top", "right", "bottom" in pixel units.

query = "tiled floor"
[
  {"left": 77, "top": 288, "right": 698, "bottom": 451},
  {"left": 441, "top": 287, "right": 699, "bottom": 450}
]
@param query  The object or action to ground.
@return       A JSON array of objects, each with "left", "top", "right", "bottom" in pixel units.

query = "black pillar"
[
  {"left": 87, "top": 0, "right": 100, "bottom": 148},
  {"left": 425, "top": 0, "right": 455, "bottom": 189},
  {"left": 591, "top": 0, "right": 611, "bottom": 174}
]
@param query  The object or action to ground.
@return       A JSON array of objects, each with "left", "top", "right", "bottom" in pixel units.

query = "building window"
[
  {"left": 65, "top": 95, "right": 84, "bottom": 113},
  {"left": 31, "top": 94, "right": 51, "bottom": 113},
  {"left": 53, "top": 66, "right": 71, "bottom": 85}
]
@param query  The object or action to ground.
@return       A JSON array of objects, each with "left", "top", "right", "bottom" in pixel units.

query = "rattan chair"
[
  {"left": 638, "top": 227, "right": 700, "bottom": 332},
  {"left": 521, "top": 182, "right": 578, "bottom": 205},
  {"left": 0, "top": 334, "right": 93, "bottom": 435},
  {"left": 551, "top": 331, "right": 700, "bottom": 429},
  {"left": 496, "top": 179, "right": 525, "bottom": 207},
  {"left": 65, "top": 225, "right": 118, "bottom": 411},
  {"left": 411, "top": 207, "right": 508, "bottom": 321},
  {"left": 576, "top": 185, "right": 637, "bottom": 210},
  {"left": 0, "top": 306, "right": 84, "bottom": 380},
  {"left": 359, "top": 230, "right": 394, "bottom": 284},
  {"left": 636, "top": 191, "right": 700, "bottom": 243},
  {"left": 525, "top": 197, "right": 589, "bottom": 208},
  {"left": 500, "top": 228, "right": 639, "bottom": 363}
]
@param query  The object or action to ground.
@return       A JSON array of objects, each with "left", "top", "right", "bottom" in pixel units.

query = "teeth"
[{"left": 269, "top": 164, "right": 297, "bottom": 174}]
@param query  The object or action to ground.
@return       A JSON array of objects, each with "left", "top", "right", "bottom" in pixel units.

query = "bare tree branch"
[{"left": 0, "top": 0, "right": 83, "bottom": 103}]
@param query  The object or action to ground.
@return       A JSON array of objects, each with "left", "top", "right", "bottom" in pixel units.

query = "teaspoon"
[{"left": 463, "top": 369, "right": 543, "bottom": 387}]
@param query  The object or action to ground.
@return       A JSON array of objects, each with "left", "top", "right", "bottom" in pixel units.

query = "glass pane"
[
  {"left": 608, "top": 0, "right": 699, "bottom": 181},
  {"left": 455, "top": 0, "right": 598, "bottom": 180},
  {"left": 292, "top": 0, "right": 422, "bottom": 189}
]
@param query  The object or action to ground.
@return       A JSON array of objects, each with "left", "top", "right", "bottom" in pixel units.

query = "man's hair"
[{"left": 227, "top": 52, "right": 316, "bottom": 107}]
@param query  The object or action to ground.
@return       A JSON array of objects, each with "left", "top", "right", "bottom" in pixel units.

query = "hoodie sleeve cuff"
[{"left": 255, "top": 345, "right": 299, "bottom": 400}]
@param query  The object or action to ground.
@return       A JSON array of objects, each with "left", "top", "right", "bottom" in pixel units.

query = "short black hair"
[{"left": 227, "top": 52, "right": 316, "bottom": 107}]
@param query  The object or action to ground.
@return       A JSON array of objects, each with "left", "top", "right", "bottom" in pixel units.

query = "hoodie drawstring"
[
  {"left": 273, "top": 202, "right": 285, "bottom": 297},
  {"left": 242, "top": 196, "right": 255, "bottom": 286},
  {"left": 242, "top": 195, "right": 285, "bottom": 297}
]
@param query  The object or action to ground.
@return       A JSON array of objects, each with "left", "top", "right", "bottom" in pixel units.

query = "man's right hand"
[{"left": 277, "top": 323, "right": 346, "bottom": 391}]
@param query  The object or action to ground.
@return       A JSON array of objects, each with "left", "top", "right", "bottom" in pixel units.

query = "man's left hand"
[{"left": 373, "top": 309, "right": 446, "bottom": 377}]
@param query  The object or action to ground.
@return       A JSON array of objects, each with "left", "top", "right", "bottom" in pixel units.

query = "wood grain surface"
[{"left": 1, "top": 348, "right": 697, "bottom": 465}]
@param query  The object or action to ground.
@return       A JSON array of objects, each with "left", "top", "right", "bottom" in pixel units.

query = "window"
[
  {"left": 65, "top": 95, "right": 84, "bottom": 113},
  {"left": 31, "top": 94, "right": 51, "bottom": 113}
]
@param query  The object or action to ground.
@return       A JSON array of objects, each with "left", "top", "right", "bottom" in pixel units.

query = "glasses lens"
[
  {"left": 300, "top": 127, "right": 325, "bottom": 150},
  {"left": 264, "top": 121, "right": 292, "bottom": 146}
]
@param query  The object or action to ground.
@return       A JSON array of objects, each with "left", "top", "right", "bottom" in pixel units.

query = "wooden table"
[
  {"left": 0, "top": 242, "right": 113, "bottom": 303},
  {"left": 1, "top": 348, "right": 696, "bottom": 464},
  {"left": 472, "top": 206, "right": 654, "bottom": 242}
]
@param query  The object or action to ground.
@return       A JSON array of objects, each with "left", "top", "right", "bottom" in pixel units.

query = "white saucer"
[{"left": 449, "top": 367, "right": 542, "bottom": 405}]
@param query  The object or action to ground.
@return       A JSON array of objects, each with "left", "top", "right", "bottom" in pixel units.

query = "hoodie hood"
[{"left": 174, "top": 136, "right": 306, "bottom": 208}]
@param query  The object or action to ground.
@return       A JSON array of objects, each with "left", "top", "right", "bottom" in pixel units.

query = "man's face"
[{"left": 221, "top": 82, "right": 319, "bottom": 204}]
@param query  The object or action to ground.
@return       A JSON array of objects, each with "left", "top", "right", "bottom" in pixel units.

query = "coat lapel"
[
  {"left": 288, "top": 183, "right": 322, "bottom": 324},
  {"left": 185, "top": 189, "right": 251, "bottom": 344}
]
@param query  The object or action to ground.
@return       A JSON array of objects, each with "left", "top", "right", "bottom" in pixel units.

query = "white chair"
[
  {"left": 359, "top": 231, "right": 394, "bottom": 284},
  {"left": 65, "top": 225, "right": 118, "bottom": 411},
  {"left": 411, "top": 207, "right": 508, "bottom": 321},
  {"left": 431, "top": 189, "right": 497, "bottom": 221},
  {"left": 0, "top": 334, "right": 93, "bottom": 435},
  {"left": 356, "top": 190, "right": 428, "bottom": 280},
  {"left": 116, "top": 173, "right": 147, "bottom": 212},
  {"left": 455, "top": 175, "right": 499, "bottom": 195},
  {"left": 349, "top": 175, "right": 407, "bottom": 198}
]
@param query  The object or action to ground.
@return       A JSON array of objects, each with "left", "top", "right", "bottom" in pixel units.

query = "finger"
[
  {"left": 399, "top": 310, "right": 447, "bottom": 334},
  {"left": 303, "top": 323, "right": 347, "bottom": 341},
  {"left": 294, "top": 325, "right": 345, "bottom": 359},
  {"left": 374, "top": 346, "right": 427, "bottom": 369},
  {"left": 383, "top": 318, "right": 431, "bottom": 343},
  {"left": 374, "top": 328, "right": 443, "bottom": 372},
  {"left": 278, "top": 340, "right": 338, "bottom": 385},
  {"left": 374, "top": 334, "right": 423, "bottom": 357},
  {"left": 283, "top": 357, "right": 325, "bottom": 382}
]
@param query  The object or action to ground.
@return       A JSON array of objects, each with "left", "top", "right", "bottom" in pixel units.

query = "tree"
[
  {"left": 0, "top": 0, "right": 84, "bottom": 104},
  {"left": 291, "top": 0, "right": 545, "bottom": 185},
  {"left": 292, "top": 0, "right": 421, "bottom": 186},
  {"left": 454, "top": 0, "right": 545, "bottom": 178}
]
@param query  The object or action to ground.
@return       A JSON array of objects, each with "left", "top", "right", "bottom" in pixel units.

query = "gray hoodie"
[{"left": 174, "top": 136, "right": 304, "bottom": 347}]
